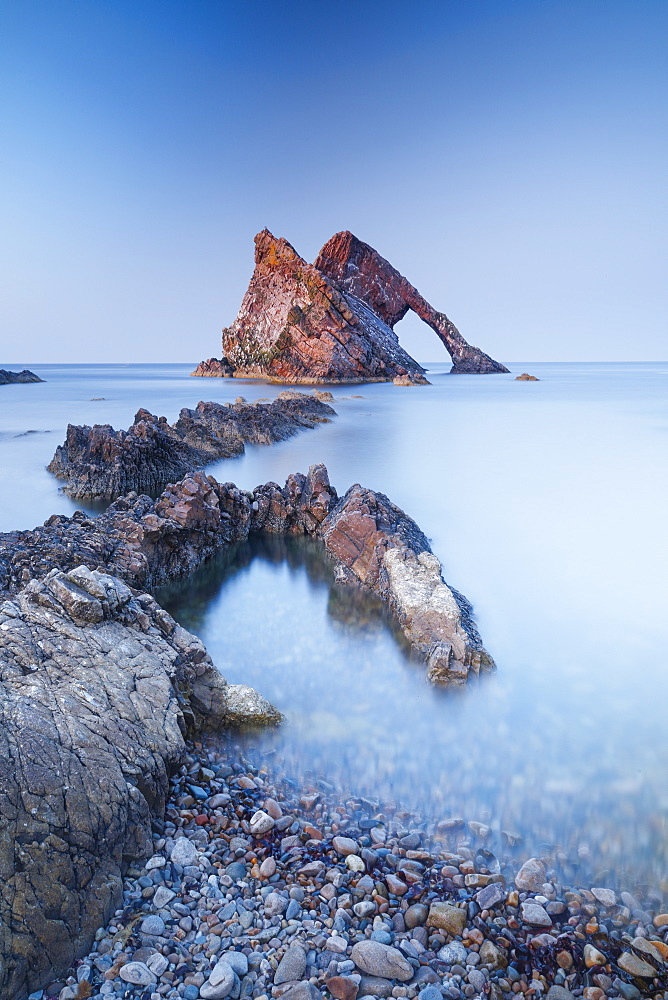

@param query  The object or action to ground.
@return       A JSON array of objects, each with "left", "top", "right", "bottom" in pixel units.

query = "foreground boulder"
[
  {"left": 193, "top": 229, "right": 507, "bottom": 382},
  {"left": 0, "top": 368, "right": 44, "bottom": 384},
  {"left": 0, "top": 465, "right": 494, "bottom": 685},
  {"left": 0, "top": 565, "right": 280, "bottom": 1000},
  {"left": 47, "top": 390, "right": 335, "bottom": 500}
]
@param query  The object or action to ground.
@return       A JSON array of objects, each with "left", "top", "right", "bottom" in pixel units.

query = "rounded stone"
[
  {"left": 250, "top": 809, "right": 275, "bottom": 837},
  {"left": 333, "top": 836, "right": 359, "bottom": 856},
  {"left": 119, "top": 961, "right": 155, "bottom": 986},
  {"left": 275, "top": 945, "right": 307, "bottom": 985},
  {"left": 351, "top": 941, "right": 413, "bottom": 982},
  {"left": 140, "top": 915, "right": 165, "bottom": 936},
  {"left": 404, "top": 904, "right": 428, "bottom": 929}
]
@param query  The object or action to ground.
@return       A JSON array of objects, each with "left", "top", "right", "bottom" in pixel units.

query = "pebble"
[
  {"left": 515, "top": 857, "right": 546, "bottom": 892},
  {"left": 333, "top": 836, "right": 359, "bottom": 856},
  {"left": 119, "top": 961, "right": 155, "bottom": 986},
  {"left": 275, "top": 944, "right": 307, "bottom": 984},
  {"left": 170, "top": 837, "right": 198, "bottom": 866},
  {"left": 520, "top": 901, "right": 552, "bottom": 926},
  {"left": 351, "top": 942, "right": 413, "bottom": 981},
  {"left": 426, "top": 901, "right": 467, "bottom": 935},
  {"left": 250, "top": 809, "right": 275, "bottom": 837}
]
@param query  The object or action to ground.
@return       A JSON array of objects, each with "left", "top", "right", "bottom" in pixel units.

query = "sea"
[{"left": 1, "top": 361, "right": 667, "bottom": 896}]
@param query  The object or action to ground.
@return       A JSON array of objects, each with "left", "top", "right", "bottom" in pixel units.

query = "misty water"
[{"left": 1, "top": 361, "right": 667, "bottom": 895}]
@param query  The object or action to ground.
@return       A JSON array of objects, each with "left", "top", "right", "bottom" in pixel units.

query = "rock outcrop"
[
  {"left": 515, "top": 372, "right": 540, "bottom": 381},
  {"left": 47, "top": 391, "right": 335, "bottom": 500},
  {"left": 0, "top": 466, "right": 494, "bottom": 685},
  {"left": 315, "top": 231, "right": 509, "bottom": 375},
  {"left": 190, "top": 357, "right": 235, "bottom": 377},
  {"left": 0, "top": 565, "right": 280, "bottom": 1000},
  {"left": 0, "top": 368, "right": 44, "bottom": 384},
  {"left": 193, "top": 230, "right": 507, "bottom": 382}
]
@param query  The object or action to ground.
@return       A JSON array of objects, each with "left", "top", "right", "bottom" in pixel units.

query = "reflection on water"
[{"left": 158, "top": 533, "right": 668, "bottom": 900}]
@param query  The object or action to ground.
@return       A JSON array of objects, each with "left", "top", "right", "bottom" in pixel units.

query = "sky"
[{"left": 0, "top": 0, "right": 666, "bottom": 364}]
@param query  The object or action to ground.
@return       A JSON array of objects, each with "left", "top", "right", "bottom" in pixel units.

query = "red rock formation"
[
  {"left": 194, "top": 230, "right": 507, "bottom": 382},
  {"left": 220, "top": 230, "right": 428, "bottom": 383},
  {"left": 315, "top": 231, "right": 509, "bottom": 374}
]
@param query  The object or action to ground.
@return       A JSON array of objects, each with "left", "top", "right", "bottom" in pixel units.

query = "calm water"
[{"left": 2, "top": 361, "right": 667, "bottom": 894}]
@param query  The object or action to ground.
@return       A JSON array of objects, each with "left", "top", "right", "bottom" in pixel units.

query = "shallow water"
[{"left": 2, "top": 361, "right": 667, "bottom": 894}]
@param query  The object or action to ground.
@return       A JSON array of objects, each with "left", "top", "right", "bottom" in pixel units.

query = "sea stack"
[{"left": 192, "top": 230, "right": 508, "bottom": 383}]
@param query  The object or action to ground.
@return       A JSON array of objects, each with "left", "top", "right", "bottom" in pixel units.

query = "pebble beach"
[{"left": 39, "top": 739, "right": 668, "bottom": 1000}]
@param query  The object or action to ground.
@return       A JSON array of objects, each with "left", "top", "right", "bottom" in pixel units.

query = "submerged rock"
[
  {"left": 193, "top": 229, "right": 508, "bottom": 383},
  {"left": 0, "top": 368, "right": 44, "bottom": 384},
  {"left": 0, "top": 566, "right": 279, "bottom": 999},
  {"left": 47, "top": 390, "right": 335, "bottom": 501}
]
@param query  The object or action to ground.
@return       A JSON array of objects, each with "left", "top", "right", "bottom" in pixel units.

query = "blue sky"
[{"left": 1, "top": 0, "right": 666, "bottom": 363}]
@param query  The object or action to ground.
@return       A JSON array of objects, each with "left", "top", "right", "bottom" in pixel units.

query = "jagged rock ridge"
[
  {"left": 193, "top": 229, "right": 508, "bottom": 382},
  {"left": 48, "top": 391, "right": 335, "bottom": 500},
  {"left": 0, "top": 465, "right": 494, "bottom": 686}
]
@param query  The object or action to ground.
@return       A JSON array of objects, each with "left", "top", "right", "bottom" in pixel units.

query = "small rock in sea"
[
  {"left": 119, "top": 961, "right": 155, "bottom": 986},
  {"left": 351, "top": 941, "right": 413, "bottom": 981},
  {"left": 426, "top": 901, "right": 467, "bottom": 936},
  {"left": 170, "top": 837, "right": 198, "bottom": 866},
  {"left": 275, "top": 944, "right": 307, "bottom": 984},
  {"left": 515, "top": 372, "right": 540, "bottom": 380},
  {"left": 515, "top": 857, "right": 547, "bottom": 891}
]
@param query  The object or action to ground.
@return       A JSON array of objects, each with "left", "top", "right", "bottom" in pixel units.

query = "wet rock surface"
[
  {"left": 193, "top": 230, "right": 507, "bottom": 384},
  {"left": 37, "top": 739, "right": 668, "bottom": 1000},
  {"left": 0, "top": 368, "right": 44, "bottom": 384},
  {"left": 47, "top": 392, "right": 335, "bottom": 500},
  {"left": 0, "top": 568, "right": 280, "bottom": 1000},
  {"left": 514, "top": 374, "right": 540, "bottom": 382},
  {"left": 0, "top": 465, "right": 493, "bottom": 684}
]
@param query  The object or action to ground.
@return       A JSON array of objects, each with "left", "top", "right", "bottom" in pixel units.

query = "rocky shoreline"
[
  {"left": 37, "top": 738, "right": 668, "bottom": 1000},
  {"left": 0, "top": 466, "right": 493, "bottom": 686},
  {"left": 47, "top": 392, "right": 335, "bottom": 501}
]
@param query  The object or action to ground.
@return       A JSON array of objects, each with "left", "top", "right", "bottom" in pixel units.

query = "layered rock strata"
[
  {"left": 315, "top": 231, "right": 509, "bottom": 375},
  {"left": 0, "top": 368, "right": 44, "bottom": 384},
  {"left": 0, "top": 565, "right": 280, "bottom": 1000},
  {"left": 193, "top": 229, "right": 507, "bottom": 382},
  {"left": 47, "top": 391, "right": 335, "bottom": 500},
  {"left": 0, "top": 466, "right": 493, "bottom": 685}
]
